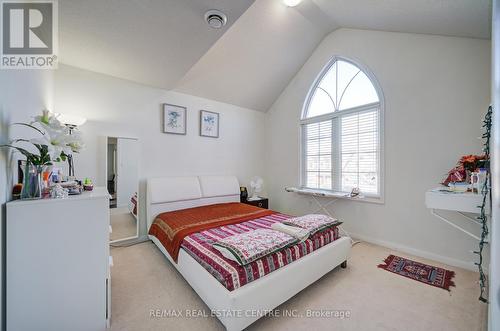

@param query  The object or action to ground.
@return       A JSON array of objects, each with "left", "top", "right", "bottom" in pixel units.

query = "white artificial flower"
[
  {"left": 66, "top": 130, "right": 85, "bottom": 153},
  {"left": 33, "top": 109, "right": 50, "bottom": 125},
  {"left": 29, "top": 110, "right": 85, "bottom": 160},
  {"left": 31, "top": 129, "right": 71, "bottom": 161},
  {"left": 33, "top": 110, "right": 66, "bottom": 134}
]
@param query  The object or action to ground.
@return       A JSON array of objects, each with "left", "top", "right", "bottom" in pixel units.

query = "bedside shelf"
[{"left": 243, "top": 197, "right": 268, "bottom": 209}]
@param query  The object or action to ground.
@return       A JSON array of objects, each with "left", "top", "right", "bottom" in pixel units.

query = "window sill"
[{"left": 285, "top": 187, "right": 384, "bottom": 205}]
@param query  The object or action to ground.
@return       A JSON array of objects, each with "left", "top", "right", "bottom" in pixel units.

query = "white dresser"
[{"left": 6, "top": 187, "right": 111, "bottom": 331}]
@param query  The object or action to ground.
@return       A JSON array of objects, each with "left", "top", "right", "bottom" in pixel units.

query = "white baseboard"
[{"left": 348, "top": 231, "right": 478, "bottom": 272}]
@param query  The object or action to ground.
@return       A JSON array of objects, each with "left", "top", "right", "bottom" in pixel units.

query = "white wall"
[
  {"left": 0, "top": 69, "right": 54, "bottom": 330},
  {"left": 0, "top": 63, "right": 266, "bottom": 325},
  {"left": 265, "top": 28, "right": 491, "bottom": 270},
  {"left": 54, "top": 64, "right": 266, "bottom": 236}
]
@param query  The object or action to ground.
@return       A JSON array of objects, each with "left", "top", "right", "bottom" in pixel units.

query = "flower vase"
[{"left": 21, "top": 163, "right": 43, "bottom": 200}]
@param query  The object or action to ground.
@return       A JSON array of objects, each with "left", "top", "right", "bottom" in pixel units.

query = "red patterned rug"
[{"left": 378, "top": 255, "right": 456, "bottom": 291}]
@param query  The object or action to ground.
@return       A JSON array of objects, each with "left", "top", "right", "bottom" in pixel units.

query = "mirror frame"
[{"left": 106, "top": 136, "right": 140, "bottom": 243}]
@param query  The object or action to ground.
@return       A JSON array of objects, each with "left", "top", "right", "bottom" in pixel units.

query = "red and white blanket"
[
  {"left": 180, "top": 213, "right": 340, "bottom": 291},
  {"left": 149, "top": 203, "right": 274, "bottom": 262},
  {"left": 213, "top": 228, "right": 298, "bottom": 265},
  {"left": 283, "top": 214, "right": 342, "bottom": 235}
]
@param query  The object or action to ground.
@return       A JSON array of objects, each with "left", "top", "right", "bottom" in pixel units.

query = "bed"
[{"left": 146, "top": 175, "right": 351, "bottom": 331}]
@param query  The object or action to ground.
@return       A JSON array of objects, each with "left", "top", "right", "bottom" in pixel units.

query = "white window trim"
[{"left": 299, "top": 56, "right": 385, "bottom": 204}]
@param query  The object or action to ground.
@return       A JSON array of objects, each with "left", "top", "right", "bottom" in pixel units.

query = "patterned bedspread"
[{"left": 181, "top": 213, "right": 340, "bottom": 291}]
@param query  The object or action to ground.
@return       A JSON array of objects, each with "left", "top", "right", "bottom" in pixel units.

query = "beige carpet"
[
  {"left": 110, "top": 207, "right": 137, "bottom": 241},
  {"left": 109, "top": 241, "right": 487, "bottom": 331}
]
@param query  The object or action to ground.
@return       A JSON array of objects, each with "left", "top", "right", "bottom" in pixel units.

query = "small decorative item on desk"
[
  {"left": 41, "top": 168, "right": 52, "bottom": 198},
  {"left": 248, "top": 176, "right": 263, "bottom": 201},
  {"left": 83, "top": 178, "right": 94, "bottom": 191},
  {"left": 20, "top": 163, "right": 44, "bottom": 199},
  {"left": 470, "top": 168, "right": 488, "bottom": 194},
  {"left": 442, "top": 154, "right": 488, "bottom": 194},
  {"left": 12, "top": 184, "right": 23, "bottom": 200},
  {"left": 50, "top": 184, "right": 69, "bottom": 199},
  {"left": 240, "top": 186, "right": 248, "bottom": 202},
  {"left": 0, "top": 110, "right": 84, "bottom": 200},
  {"left": 59, "top": 181, "right": 83, "bottom": 195},
  {"left": 349, "top": 187, "right": 360, "bottom": 197},
  {"left": 447, "top": 182, "right": 470, "bottom": 193}
]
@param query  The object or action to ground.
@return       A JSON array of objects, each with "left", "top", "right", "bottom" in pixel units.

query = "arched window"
[{"left": 301, "top": 56, "right": 383, "bottom": 197}]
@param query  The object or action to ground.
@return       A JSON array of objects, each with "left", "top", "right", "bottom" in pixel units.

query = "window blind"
[
  {"left": 339, "top": 109, "right": 379, "bottom": 194},
  {"left": 303, "top": 108, "right": 379, "bottom": 195},
  {"left": 304, "top": 120, "right": 333, "bottom": 190}
]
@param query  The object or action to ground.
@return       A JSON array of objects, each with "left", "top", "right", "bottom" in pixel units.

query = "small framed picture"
[
  {"left": 200, "top": 110, "right": 219, "bottom": 138},
  {"left": 163, "top": 103, "right": 187, "bottom": 135}
]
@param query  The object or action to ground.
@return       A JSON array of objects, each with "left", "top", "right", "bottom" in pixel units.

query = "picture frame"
[
  {"left": 163, "top": 103, "right": 187, "bottom": 135},
  {"left": 199, "top": 110, "right": 219, "bottom": 138}
]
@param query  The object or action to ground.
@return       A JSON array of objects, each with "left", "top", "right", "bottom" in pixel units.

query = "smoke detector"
[{"left": 205, "top": 9, "right": 227, "bottom": 29}]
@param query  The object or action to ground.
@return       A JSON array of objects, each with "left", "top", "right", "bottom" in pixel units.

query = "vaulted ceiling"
[
  {"left": 59, "top": 0, "right": 255, "bottom": 89},
  {"left": 313, "top": 0, "right": 491, "bottom": 40},
  {"left": 59, "top": 0, "right": 492, "bottom": 112},
  {"left": 174, "top": 0, "right": 335, "bottom": 111}
]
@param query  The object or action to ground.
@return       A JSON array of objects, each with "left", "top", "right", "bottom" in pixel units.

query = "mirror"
[{"left": 107, "top": 137, "right": 139, "bottom": 243}]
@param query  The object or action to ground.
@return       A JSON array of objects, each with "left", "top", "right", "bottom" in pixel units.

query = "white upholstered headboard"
[{"left": 146, "top": 175, "right": 240, "bottom": 230}]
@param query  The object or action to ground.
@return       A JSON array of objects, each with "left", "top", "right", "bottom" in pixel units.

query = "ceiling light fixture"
[
  {"left": 204, "top": 9, "right": 227, "bottom": 29},
  {"left": 283, "top": 0, "right": 302, "bottom": 7}
]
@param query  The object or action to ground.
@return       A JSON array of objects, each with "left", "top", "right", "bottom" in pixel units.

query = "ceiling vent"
[{"left": 205, "top": 10, "right": 227, "bottom": 29}]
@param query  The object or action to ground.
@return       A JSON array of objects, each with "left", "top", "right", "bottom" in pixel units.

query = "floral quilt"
[
  {"left": 283, "top": 214, "right": 342, "bottom": 235},
  {"left": 213, "top": 228, "right": 297, "bottom": 265}
]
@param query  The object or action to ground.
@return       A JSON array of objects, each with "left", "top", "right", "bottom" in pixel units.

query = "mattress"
[{"left": 180, "top": 213, "right": 340, "bottom": 291}]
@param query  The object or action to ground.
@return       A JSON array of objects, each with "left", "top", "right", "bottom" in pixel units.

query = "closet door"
[{"left": 116, "top": 138, "right": 139, "bottom": 207}]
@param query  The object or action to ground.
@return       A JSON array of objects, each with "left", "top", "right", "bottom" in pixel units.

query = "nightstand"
[{"left": 244, "top": 197, "right": 269, "bottom": 209}]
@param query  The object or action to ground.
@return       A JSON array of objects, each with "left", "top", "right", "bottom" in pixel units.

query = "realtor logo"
[{"left": 1, "top": 0, "right": 58, "bottom": 69}]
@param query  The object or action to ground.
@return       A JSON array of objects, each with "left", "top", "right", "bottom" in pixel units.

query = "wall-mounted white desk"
[{"left": 425, "top": 188, "right": 489, "bottom": 240}]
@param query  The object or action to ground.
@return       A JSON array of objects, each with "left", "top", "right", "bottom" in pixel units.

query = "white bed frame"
[{"left": 147, "top": 176, "right": 351, "bottom": 331}]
